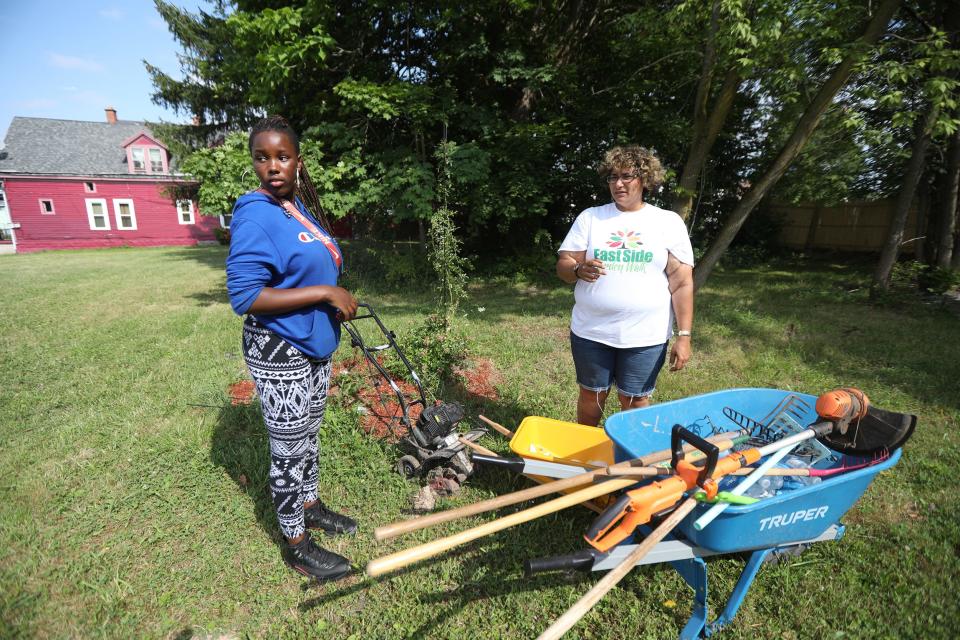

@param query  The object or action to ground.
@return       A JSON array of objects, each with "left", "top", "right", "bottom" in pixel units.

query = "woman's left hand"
[{"left": 669, "top": 337, "right": 691, "bottom": 371}]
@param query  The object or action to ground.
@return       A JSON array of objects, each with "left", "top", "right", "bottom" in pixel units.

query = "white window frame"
[
  {"left": 176, "top": 199, "right": 195, "bottom": 225},
  {"left": 85, "top": 198, "right": 110, "bottom": 230},
  {"left": 84, "top": 181, "right": 96, "bottom": 193},
  {"left": 218, "top": 213, "right": 233, "bottom": 228},
  {"left": 149, "top": 148, "right": 164, "bottom": 173},
  {"left": 39, "top": 198, "right": 55, "bottom": 215},
  {"left": 131, "top": 147, "right": 146, "bottom": 173},
  {"left": 113, "top": 198, "right": 137, "bottom": 230}
]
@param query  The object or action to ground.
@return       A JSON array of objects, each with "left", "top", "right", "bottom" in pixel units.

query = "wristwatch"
[{"left": 676, "top": 330, "right": 692, "bottom": 337}]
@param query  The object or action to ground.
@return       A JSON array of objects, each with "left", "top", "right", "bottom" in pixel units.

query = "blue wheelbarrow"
[{"left": 526, "top": 387, "right": 915, "bottom": 639}]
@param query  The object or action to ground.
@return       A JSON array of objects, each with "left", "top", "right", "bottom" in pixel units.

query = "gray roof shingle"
[{"left": 0, "top": 116, "right": 172, "bottom": 177}]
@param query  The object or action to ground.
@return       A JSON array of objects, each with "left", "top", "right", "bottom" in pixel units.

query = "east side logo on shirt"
[{"left": 592, "top": 229, "right": 654, "bottom": 273}]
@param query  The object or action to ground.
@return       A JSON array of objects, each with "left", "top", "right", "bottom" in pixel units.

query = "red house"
[{"left": 0, "top": 107, "right": 222, "bottom": 253}]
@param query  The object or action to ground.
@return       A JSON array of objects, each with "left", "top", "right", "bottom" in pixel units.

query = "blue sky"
[{"left": 0, "top": 1, "right": 209, "bottom": 143}]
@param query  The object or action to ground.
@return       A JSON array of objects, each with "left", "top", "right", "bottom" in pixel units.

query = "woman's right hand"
[
  {"left": 324, "top": 286, "right": 358, "bottom": 321},
  {"left": 577, "top": 259, "right": 606, "bottom": 283}
]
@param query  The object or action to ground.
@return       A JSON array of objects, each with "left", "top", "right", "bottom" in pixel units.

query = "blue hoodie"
[{"left": 226, "top": 191, "right": 343, "bottom": 359}]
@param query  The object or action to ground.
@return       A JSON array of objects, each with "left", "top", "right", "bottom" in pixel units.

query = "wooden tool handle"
[
  {"left": 372, "top": 430, "right": 744, "bottom": 541},
  {"left": 458, "top": 437, "right": 497, "bottom": 456},
  {"left": 366, "top": 477, "right": 639, "bottom": 577},
  {"left": 462, "top": 440, "right": 606, "bottom": 514},
  {"left": 537, "top": 496, "right": 700, "bottom": 640},
  {"left": 478, "top": 414, "right": 514, "bottom": 438}
]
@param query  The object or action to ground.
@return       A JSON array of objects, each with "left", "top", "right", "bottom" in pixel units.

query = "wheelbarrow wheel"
[{"left": 397, "top": 455, "right": 421, "bottom": 478}]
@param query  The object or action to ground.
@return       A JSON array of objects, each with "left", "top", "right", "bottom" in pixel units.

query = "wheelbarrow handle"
[
  {"left": 471, "top": 453, "right": 525, "bottom": 473},
  {"left": 524, "top": 549, "right": 600, "bottom": 576}
]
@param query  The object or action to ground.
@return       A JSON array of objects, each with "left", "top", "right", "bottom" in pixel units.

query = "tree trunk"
[
  {"left": 671, "top": 0, "right": 740, "bottom": 221},
  {"left": 935, "top": 127, "right": 960, "bottom": 268},
  {"left": 672, "top": 70, "right": 740, "bottom": 221},
  {"left": 694, "top": 0, "right": 903, "bottom": 290},
  {"left": 952, "top": 223, "right": 960, "bottom": 269},
  {"left": 914, "top": 179, "right": 930, "bottom": 263},
  {"left": 870, "top": 104, "right": 939, "bottom": 296}
]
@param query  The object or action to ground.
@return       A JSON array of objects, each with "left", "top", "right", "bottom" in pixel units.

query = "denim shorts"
[{"left": 570, "top": 332, "right": 668, "bottom": 398}]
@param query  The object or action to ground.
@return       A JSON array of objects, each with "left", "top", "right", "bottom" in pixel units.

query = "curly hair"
[{"left": 598, "top": 145, "right": 665, "bottom": 192}]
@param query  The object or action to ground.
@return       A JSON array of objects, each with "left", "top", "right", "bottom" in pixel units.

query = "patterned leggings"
[{"left": 242, "top": 316, "right": 331, "bottom": 540}]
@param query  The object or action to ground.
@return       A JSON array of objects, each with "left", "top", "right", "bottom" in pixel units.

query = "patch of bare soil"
[
  {"left": 228, "top": 380, "right": 256, "bottom": 405},
  {"left": 454, "top": 357, "right": 503, "bottom": 402},
  {"left": 330, "top": 355, "right": 505, "bottom": 440},
  {"left": 330, "top": 356, "right": 422, "bottom": 441}
]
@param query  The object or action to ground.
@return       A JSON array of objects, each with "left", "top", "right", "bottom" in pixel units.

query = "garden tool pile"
[{"left": 365, "top": 387, "right": 915, "bottom": 639}]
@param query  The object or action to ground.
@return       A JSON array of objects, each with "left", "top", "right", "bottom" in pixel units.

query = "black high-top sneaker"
[
  {"left": 304, "top": 502, "right": 358, "bottom": 535},
  {"left": 285, "top": 532, "right": 351, "bottom": 582}
]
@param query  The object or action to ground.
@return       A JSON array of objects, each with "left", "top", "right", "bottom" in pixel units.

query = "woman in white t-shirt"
[{"left": 556, "top": 145, "right": 694, "bottom": 426}]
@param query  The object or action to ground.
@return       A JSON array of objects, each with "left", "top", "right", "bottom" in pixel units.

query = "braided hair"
[{"left": 249, "top": 115, "right": 335, "bottom": 235}]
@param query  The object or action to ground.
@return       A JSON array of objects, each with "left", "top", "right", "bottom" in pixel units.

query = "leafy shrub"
[
  {"left": 341, "top": 241, "right": 429, "bottom": 292},
  {"left": 473, "top": 228, "right": 557, "bottom": 281},
  {"left": 214, "top": 227, "right": 231, "bottom": 245},
  {"left": 886, "top": 260, "right": 928, "bottom": 296},
  {"left": 876, "top": 261, "right": 959, "bottom": 304},
  {"left": 393, "top": 313, "right": 469, "bottom": 396},
  {"left": 918, "top": 266, "right": 960, "bottom": 296},
  {"left": 722, "top": 244, "right": 771, "bottom": 268}
]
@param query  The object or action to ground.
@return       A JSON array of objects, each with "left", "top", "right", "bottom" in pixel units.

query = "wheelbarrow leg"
[
  {"left": 670, "top": 556, "right": 708, "bottom": 639},
  {"left": 704, "top": 548, "right": 773, "bottom": 637},
  {"left": 672, "top": 548, "right": 772, "bottom": 639}
]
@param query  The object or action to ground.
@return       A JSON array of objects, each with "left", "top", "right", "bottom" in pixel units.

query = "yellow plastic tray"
[{"left": 509, "top": 416, "right": 615, "bottom": 468}]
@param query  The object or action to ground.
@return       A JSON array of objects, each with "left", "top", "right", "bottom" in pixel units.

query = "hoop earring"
[{"left": 241, "top": 168, "right": 251, "bottom": 184}]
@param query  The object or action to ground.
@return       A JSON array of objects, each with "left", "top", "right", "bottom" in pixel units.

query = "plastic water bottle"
[
  {"left": 780, "top": 455, "right": 822, "bottom": 492},
  {"left": 743, "top": 475, "right": 784, "bottom": 499}
]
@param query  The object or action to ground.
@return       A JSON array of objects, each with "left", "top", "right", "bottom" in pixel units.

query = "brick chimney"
[{"left": 105, "top": 107, "right": 117, "bottom": 124}]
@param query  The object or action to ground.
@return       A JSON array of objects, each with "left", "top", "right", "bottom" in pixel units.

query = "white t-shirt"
[{"left": 558, "top": 202, "right": 694, "bottom": 348}]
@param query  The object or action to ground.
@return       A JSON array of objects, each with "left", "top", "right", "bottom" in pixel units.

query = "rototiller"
[{"left": 341, "top": 303, "right": 485, "bottom": 481}]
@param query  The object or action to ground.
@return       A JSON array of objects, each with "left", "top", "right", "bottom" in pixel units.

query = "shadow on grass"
[
  {"left": 162, "top": 244, "right": 229, "bottom": 269},
  {"left": 209, "top": 401, "right": 285, "bottom": 549},
  {"left": 297, "top": 505, "right": 605, "bottom": 636}
]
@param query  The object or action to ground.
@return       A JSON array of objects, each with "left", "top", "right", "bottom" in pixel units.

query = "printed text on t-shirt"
[{"left": 593, "top": 248, "right": 654, "bottom": 273}]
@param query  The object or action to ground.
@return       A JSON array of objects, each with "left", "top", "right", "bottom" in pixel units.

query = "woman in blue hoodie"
[{"left": 226, "top": 116, "right": 357, "bottom": 583}]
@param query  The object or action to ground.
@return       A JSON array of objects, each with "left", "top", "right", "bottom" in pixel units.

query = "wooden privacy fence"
[{"left": 768, "top": 199, "right": 917, "bottom": 254}]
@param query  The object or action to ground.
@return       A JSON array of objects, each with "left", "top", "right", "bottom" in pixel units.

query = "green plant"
[
  {"left": 918, "top": 266, "right": 960, "bottom": 296},
  {"left": 342, "top": 241, "right": 428, "bottom": 292},
  {"left": 429, "top": 142, "right": 470, "bottom": 320},
  {"left": 721, "top": 208, "right": 787, "bottom": 268},
  {"left": 480, "top": 229, "right": 557, "bottom": 281},
  {"left": 393, "top": 312, "right": 468, "bottom": 396},
  {"left": 213, "top": 227, "right": 231, "bottom": 245}
]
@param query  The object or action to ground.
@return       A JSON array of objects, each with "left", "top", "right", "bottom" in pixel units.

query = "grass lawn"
[{"left": 1, "top": 245, "right": 957, "bottom": 639}]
